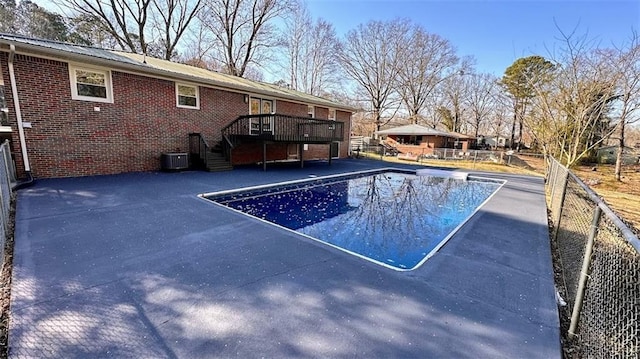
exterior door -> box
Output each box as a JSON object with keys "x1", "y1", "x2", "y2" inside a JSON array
[
  {"x1": 249, "y1": 98, "x2": 274, "y2": 135},
  {"x1": 330, "y1": 142, "x2": 340, "y2": 159}
]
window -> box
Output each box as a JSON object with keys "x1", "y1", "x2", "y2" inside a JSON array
[
  {"x1": 249, "y1": 97, "x2": 274, "y2": 115},
  {"x1": 69, "y1": 65, "x2": 113, "y2": 103},
  {"x1": 307, "y1": 105, "x2": 314, "y2": 118},
  {"x1": 249, "y1": 97, "x2": 274, "y2": 135},
  {"x1": 176, "y1": 83, "x2": 199, "y2": 109},
  {"x1": 0, "y1": 85, "x2": 8, "y2": 126},
  {"x1": 328, "y1": 108, "x2": 336, "y2": 120}
]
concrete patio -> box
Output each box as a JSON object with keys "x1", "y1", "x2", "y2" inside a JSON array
[{"x1": 9, "y1": 159, "x2": 560, "y2": 358}]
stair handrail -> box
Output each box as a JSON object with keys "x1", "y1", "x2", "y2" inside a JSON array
[
  {"x1": 222, "y1": 133, "x2": 233, "y2": 162},
  {"x1": 188, "y1": 132, "x2": 210, "y2": 169}
]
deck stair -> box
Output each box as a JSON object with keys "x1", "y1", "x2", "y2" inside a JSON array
[
  {"x1": 380, "y1": 139, "x2": 399, "y2": 156},
  {"x1": 205, "y1": 147, "x2": 233, "y2": 172},
  {"x1": 189, "y1": 133, "x2": 233, "y2": 172}
]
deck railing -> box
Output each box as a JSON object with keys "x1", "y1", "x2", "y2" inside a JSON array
[
  {"x1": 0, "y1": 140, "x2": 15, "y2": 271},
  {"x1": 221, "y1": 114, "x2": 344, "y2": 144}
]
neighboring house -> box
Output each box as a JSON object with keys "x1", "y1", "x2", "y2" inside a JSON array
[
  {"x1": 477, "y1": 135, "x2": 510, "y2": 149},
  {"x1": 596, "y1": 145, "x2": 640, "y2": 165},
  {"x1": 0, "y1": 33, "x2": 353, "y2": 179},
  {"x1": 375, "y1": 124, "x2": 475, "y2": 156}
]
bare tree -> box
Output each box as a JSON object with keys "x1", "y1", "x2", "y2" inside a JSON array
[
  {"x1": 152, "y1": 0, "x2": 203, "y2": 59},
  {"x1": 437, "y1": 71, "x2": 471, "y2": 133},
  {"x1": 53, "y1": 0, "x2": 201, "y2": 59},
  {"x1": 525, "y1": 29, "x2": 619, "y2": 166},
  {"x1": 465, "y1": 73, "x2": 498, "y2": 140},
  {"x1": 396, "y1": 25, "x2": 459, "y2": 124},
  {"x1": 486, "y1": 90, "x2": 513, "y2": 149},
  {"x1": 338, "y1": 18, "x2": 410, "y2": 133},
  {"x1": 282, "y1": 3, "x2": 341, "y2": 95},
  {"x1": 0, "y1": 0, "x2": 17, "y2": 33},
  {"x1": 282, "y1": 3, "x2": 308, "y2": 91},
  {"x1": 422, "y1": 94, "x2": 446, "y2": 129},
  {"x1": 68, "y1": 13, "x2": 122, "y2": 48},
  {"x1": 54, "y1": 0, "x2": 152, "y2": 53},
  {"x1": 199, "y1": 0, "x2": 294, "y2": 77},
  {"x1": 609, "y1": 33, "x2": 640, "y2": 180},
  {"x1": 177, "y1": 20, "x2": 220, "y2": 69}
]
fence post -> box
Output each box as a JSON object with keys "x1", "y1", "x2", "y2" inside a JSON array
[
  {"x1": 549, "y1": 159, "x2": 560, "y2": 211},
  {"x1": 553, "y1": 169, "x2": 570, "y2": 242},
  {"x1": 568, "y1": 206, "x2": 602, "y2": 339}
]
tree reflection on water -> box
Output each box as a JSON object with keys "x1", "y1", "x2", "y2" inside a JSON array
[{"x1": 220, "y1": 172, "x2": 500, "y2": 269}]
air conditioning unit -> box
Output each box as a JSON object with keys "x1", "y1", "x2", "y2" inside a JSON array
[{"x1": 161, "y1": 152, "x2": 189, "y2": 171}]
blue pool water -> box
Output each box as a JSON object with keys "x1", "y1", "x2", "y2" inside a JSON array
[{"x1": 205, "y1": 170, "x2": 502, "y2": 270}]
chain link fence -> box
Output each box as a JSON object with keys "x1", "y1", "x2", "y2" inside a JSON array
[
  {"x1": 0, "y1": 140, "x2": 16, "y2": 271},
  {"x1": 546, "y1": 157, "x2": 639, "y2": 358},
  {"x1": 351, "y1": 143, "x2": 523, "y2": 165}
]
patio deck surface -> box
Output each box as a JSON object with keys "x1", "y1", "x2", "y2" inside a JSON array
[{"x1": 9, "y1": 159, "x2": 561, "y2": 358}]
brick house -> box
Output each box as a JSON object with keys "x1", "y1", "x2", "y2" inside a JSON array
[
  {"x1": 0, "y1": 34, "x2": 353, "y2": 179},
  {"x1": 376, "y1": 124, "x2": 475, "y2": 157}
]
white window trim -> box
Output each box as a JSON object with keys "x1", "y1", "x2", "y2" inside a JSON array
[
  {"x1": 307, "y1": 105, "x2": 314, "y2": 118},
  {"x1": 328, "y1": 108, "x2": 336, "y2": 120},
  {"x1": 69, "y1": 65, "x2": 113, "y2": 103},
  {"x1": 176, "y1": 83, "x2": 200, "y2": 109}
]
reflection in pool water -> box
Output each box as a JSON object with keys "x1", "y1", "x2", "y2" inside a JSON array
[{"x1": 207, "y1": 171, "x2": 502, "y2": 270}]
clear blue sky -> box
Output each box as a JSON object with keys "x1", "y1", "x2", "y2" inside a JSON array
[{"x1": 306, "y1": 0, "x2": 640, "y2": 76}]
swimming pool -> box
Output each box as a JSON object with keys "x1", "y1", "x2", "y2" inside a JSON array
[{"x1": 202, "y1": 169, "x2": 504, "y2": 270}]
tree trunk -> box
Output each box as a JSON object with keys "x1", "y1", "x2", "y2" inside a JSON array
[
  {"x1": 510, "y1": 110, "x2": 517, "y2": 150},
  {"x1": 614, "y1": 120, "x2": 625, "y2": 181},
  {"x1": 517, "y1": 116, "x2": 523, "y2": 151}
]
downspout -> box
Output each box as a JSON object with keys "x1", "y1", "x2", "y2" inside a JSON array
[{"x1": 8, "y1": 44, "x2": 34, "y2": 187}]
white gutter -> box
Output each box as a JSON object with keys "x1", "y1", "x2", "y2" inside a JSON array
[{"x1": 8, "y1": 44, "x2": 31, "y2": 173}]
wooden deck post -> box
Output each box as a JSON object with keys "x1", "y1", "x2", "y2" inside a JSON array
[
  {"x1": 299, "y1": 143, "x2": 304, "y2": 168},
  {"x1": 263, "y1": 141, "x2": 267, "y2": 171}
]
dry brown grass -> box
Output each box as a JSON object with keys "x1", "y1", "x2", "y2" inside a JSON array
[
  {"x1": 571, "y1": 164, "x2": 640, "y2": 233},
  {"x1": 363, "y1": 152, "x2": 545, "y2": 176}
]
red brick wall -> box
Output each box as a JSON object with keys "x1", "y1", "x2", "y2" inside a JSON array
[
  {"x1": 314, "y1": 106, "x2": 329, "y2": 119},
  {"x1": 0, "y1": 54, "x2": 248, "y2": 178},
  {"x1": 276, "y1": 100, "x2": 307, "y2": 117},
  {"x1": 0, "y1": 53, "x2": 352, "y2": 178}
]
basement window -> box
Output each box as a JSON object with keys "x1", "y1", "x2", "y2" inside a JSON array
[
  {"x1": 176, "y1": 83, "x2": 199, "y2": 109},
  {"x1": 69, "y1": 65, "x2": 113, "y2": 103}
]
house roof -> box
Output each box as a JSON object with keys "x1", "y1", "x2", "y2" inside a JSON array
[
  {"x1": 449, "y1": 132, "x2": 475, "y2": 140},
  {"x1": 0, "y1": 33, "x2": 354, "y2": 112},
  {"x1": 375, "y1": 124, "x2": 463, "y2": 138}
]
